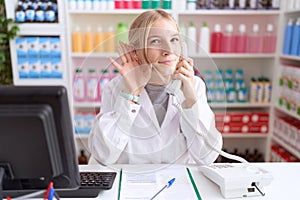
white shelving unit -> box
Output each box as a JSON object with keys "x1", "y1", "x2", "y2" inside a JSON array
[
  {"x1": 6, "y1": 1, "x2": 295, "y2": 161},
  {"x1": 5, "y1": 0, "x2": 70, "y2": 89},
  {"x1": 269, "y1": 1, "x2": 300, "y2": 161}
]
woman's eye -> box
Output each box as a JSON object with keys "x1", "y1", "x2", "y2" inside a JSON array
[
  {"x1": 150, "y1": 39, "x2": 161, "y2": 45},
  {"x1": 171, "y1": 37, "x2": 180, "y2": 43}
]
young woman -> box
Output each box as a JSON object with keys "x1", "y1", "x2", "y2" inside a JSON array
[{"x1": 89, "y1": 9, "x2": 222, "y2": 165}]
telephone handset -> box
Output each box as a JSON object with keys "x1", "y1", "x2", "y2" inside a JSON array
[{"x1": 167, "y1": 41, "x2": 188, "y2": 95}]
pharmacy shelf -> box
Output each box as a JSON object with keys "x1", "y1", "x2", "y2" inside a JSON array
[
  {"x1": 74, "y1": 102, "x2": 101, "y2": 108},
  {"x1": 16, "y1": 23, "x2": 65, "y2": 36},
  {"x1": 190, "y1": 53, "x2": 276, "y2": 59},
  {"x1": 75, "y1": 134, "x2": 89, "y2": 139},
  {"x1": 177, "y1": 10, "x2": 280, "y2": 16},
  {"x1": 280, "y1": 54, "x2": 300, "y2": 61},
  {"x1": 272, "y1": 135, "x2": 300, "y2": 159},
  {"x1": 210, "y1": 102, "x2": 271, "y2": 108},
  {"x1": 71, "y1": 53, "x2": 118, "y2": 58},
  {"x1": 274, "y1": 105, "x2": 300, "y2": 121},
  {"x1": 283, "y1": 9, "x2": 300, "y2": 14},
  {"x1": 68, "y1": 9, "x2": 168, "y2": 15},
  {"x1": 222, "y1": 133, "x2": 268, "y2": 138},
  {"x1": 12, "y1": 79, "x2": 67, "y2": 86}
]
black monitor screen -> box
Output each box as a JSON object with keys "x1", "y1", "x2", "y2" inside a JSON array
[{"x1": 0, "y1": 86, "x2": 80, "y2": 198}]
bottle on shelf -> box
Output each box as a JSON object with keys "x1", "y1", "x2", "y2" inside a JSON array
[
  {"x1": 187, "y1": 21, "x2": 197, "y2": 55},
  {"x1": 177, "y1": 0, "x2": 186, "y2": 10},
  {"x1": 25, "y1": 1, "x2": 35, "y2": 22},
  {"x1": 291, "y1": 18, "x2": 300, "y2": 56},
  {"x1": 72, "y1": 25, "x2": 83, "y2": 53},
  {"x1": 210, "y1": 24, "x2": 223, "y2": 53},
  {"x1": 105, "y1": 26, "x2": 115, "y2": 52},
  {"x1": 262, "y1": 24, "x2": 277, "y2": 54},
  {"x1": 84, "y1": 25, "x2": 94, "y2": 53},
  {"x1": 162, "y1": 0, "x2": 172, "y2": 9},
  {"x1": 73, "y1": 69, "x2": 86, "y2": 102},
  {"x1": 85, "y1": 0, "x2": 93, "y2": 10},
  {"x1": 68, "y1": 0, "x2": 77, "y2": 10},
  {"x1": 248, "y1": 24, "x2": 262, "y2": 53},
  {"x1": 235, "y1": 24, "x2": 247, "y2": 53},
  {"x1": 132, "y1": 0, "x2": 142, "y2": 9},
  {"x1": 222, "y1": 24, "x2": 234, "y2": 53},
  {"x1": 283, "y1": 18, "x2": 294, "y2": 55},
  {"x1": 111, "y1": 69, "x2": 119, "y2": 79},
  {"x1": 78, "y1": 150, "x2": 88, "y2": 165},
  {"x1": 227, "y1": 0, "x2": 235, "y2": 9},
  {"x1": 124, "y1": 0, "x2": 133, "y2": 9},
  {"x1": 238, "y1": 0, "x2": 247, "y2": 9},
  {"x1": 99, "y1": 69, "x2": 111, "y2": 100},
  {"x1": 199, "y1": 22, "x2": 210, "y2": 54},
  {"x1": 92, "y1": 0, "x2": 101, "y2": 10},
  {"x1": 248, "y1": 0, "x2": 257, "y2": 9},
  {"x1": 142, "y1": 0, "x2": 151, "y2": 9},
  {"x1": 187, "y1": 0, "x2": 197, "y2": 10},
  {"x1": 95, "y1": 25, "x2": 105, "y2": 53},
  {"x1": 150, "y1": 0, "x2": 159, "y2": 8},
  {"x1": 35, "y1": 2, "x2": 45, "y2": 23},
  {"x1": 115, "y1": 0, "x2": 123, "y2": 9},
  {"x1": 45, "y1": 1, "x2": 56, "y2": 23},
  {"x1": 15, "y1": 1, "x2": 26, "y2": 23},
  {"x1": 107, "y1": 0, "x2": 115, "y2": 9},
  {"x1": 116, "y1": 22, "x2": 129, "y2": 45},
  {"x1": 86, "y1": 69, "x2": 100, "y2": 102}
]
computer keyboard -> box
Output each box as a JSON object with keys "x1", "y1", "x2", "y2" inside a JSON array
[{"x1": 57, "y1": 171, "x2": 117, "y2": 198}]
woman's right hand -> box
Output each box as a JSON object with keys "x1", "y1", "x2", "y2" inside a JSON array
[{"x1": 109, "y1": 42, "x2": 151, "y2": 96}]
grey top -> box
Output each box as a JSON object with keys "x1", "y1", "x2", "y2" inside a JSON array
[{"x1": 145, "y1": 84, "x2": 169, "y2": 126}]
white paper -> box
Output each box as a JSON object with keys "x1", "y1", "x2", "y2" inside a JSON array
[{"x1": 119, "y1": 165, "x2": 198, "y2": 200}]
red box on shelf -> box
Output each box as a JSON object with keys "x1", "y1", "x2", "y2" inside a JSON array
[
  {"x1": 250, "y1": 112, "x2": 269, "y2": 122},
  {"x1": 215, "y1": 112, "x2": 251, "y2": 124},
  {"x1": 248, "y1": 122, "x2": 268, "y2": 133},
  {"x1": 222, "y1": 122, "x2": 249, "y2": 133}
]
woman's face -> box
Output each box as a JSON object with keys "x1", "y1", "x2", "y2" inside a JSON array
[{"x1": 144, "y1": 19, "x2": 181, "y2": 67}]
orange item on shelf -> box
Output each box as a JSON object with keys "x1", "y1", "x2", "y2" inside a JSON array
[
  {"x1": 84, "y1": 25, "x2": 94, "y2": 53},
  {"x1": 72, "y1": 26, "x2": 83, "y2": 53},
  {"x1": 95, "y1": 26, "x2": 105, "y2": 53},
  {"x1": 105, "y1": 26, "x2": 115, "y2": 53}
]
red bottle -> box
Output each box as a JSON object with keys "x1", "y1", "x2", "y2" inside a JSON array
[
  {"x1": 211, "y1": 24, "x2": 223, "y2": 53},
  {"x1": 222, "y1": 24, "x2": 235, "y2": 53},
  {"x1": 235, "y1": 24, "x2": 247, "y2": 53}
]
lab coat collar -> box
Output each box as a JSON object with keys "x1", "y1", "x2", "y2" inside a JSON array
[{"x1": 139, "y1": 86, "x2": 185, "y2": 131}]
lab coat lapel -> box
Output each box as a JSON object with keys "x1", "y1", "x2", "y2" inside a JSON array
[
  {"x1": 161, "y1": 89, "x2": 184, "y2": 129},
  {"x1": 139, "y1": 89, "x2": 160, "y2": 131}
]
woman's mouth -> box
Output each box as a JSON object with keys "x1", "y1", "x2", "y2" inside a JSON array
[{"x1": 158, "y1": 59, "x2": 176, "y2": 65}]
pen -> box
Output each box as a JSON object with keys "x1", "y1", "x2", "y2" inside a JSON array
[{"x1": 150, "y1": 178, "x2": 175, "y2": 200}]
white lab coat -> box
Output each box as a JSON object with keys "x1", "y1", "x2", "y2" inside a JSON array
[{"x1": 88, "y1": 75, "x2": 222, "y2": 165}]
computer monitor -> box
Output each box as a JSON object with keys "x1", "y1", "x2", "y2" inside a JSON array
[{"x1": 0, "y1": 85, "x2": 80, "y2": 198}]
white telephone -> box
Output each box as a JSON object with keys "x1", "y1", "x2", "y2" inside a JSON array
[{"x1": 199, "y1": 163, "x2": 273, "y2": 199}]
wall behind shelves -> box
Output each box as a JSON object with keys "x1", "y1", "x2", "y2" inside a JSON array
[{"x1": 6, "y1": 0, "x2": 290, "y2": 161}]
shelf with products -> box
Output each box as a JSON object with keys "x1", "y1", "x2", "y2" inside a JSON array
[
  {"x1": 222, "y1": 133, "x2": 268, "y2": 139},
  {"x1": 267, "y1": 3, "x2": 300, "y2": 162},
  {"x1": 272, "y1": 136, "x2": 300, "y2": 160},
  {"x1": 68, "y1": 9, "x2": 168, "y2": 15},
  {"x1": 6, "y1": 0, "x2": 70, "y2": 87},
  {"x1": 176, "y1": 10, "x2": 280, "y2": 16},
  {"x1": 280, "y1": 54, "x2": 300, "y2": 61}
]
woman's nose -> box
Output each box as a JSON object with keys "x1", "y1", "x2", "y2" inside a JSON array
[{"x1": 161, "y1": 42, "x2": 173, "y2": 55}]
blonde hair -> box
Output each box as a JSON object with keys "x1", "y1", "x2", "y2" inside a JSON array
[{"x1": 128, "y1": 9, "x2": 180, "y2": 64}]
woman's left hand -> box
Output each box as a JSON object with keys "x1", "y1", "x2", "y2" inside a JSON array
[{"x1": 173, "y1": 57, "x2": 197, "y2": 108}]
